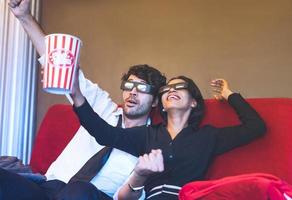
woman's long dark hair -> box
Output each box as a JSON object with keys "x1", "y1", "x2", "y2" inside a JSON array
[{"x1": 158, "y1": 76, "x2": 205, "y2": 129}]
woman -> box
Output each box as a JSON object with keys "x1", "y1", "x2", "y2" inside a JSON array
[{"x1": 72, "y1": 76, "x2": 266, "y2": 200}]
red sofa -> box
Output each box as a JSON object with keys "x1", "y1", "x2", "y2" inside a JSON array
[{"x1": 30, "y1": 98, "x2": 292, "y2": 196}]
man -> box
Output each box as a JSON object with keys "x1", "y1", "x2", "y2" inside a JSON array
[{"x1": 1, "y1": 0, "x2": 166, "y2": 199}]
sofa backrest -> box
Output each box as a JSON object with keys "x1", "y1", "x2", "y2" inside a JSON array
[
  {"x1": 202, "y1": 98, "x2": 292, "y2": 184},
  {"x1": 30, "y1": 98, "x2": 292, "y2": 184},
  {"x1": 30, "y1": 104, "x2": 80, "y2": 174}
]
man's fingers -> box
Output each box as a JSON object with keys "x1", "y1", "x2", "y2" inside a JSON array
[
  {"x1": 8, "y1": 2, "x2": 16, "y2": 8},
  {"x1": 151, "y1": 149, "x2": 161, "y2": 155},
  {"x1": 15, "y1": 0, "x2": 23, "y2": 4},
  {"x1": 8, "y1": 0, "x2": 21, "y2": 7},
  {"x1": 149, "y1": 149, "x2": 164, "y2": 172},
  {"x1": 136, "y1": 149, "x2": 164, "y2": 176},
  {"x1": 156, "y1": 151, "x2": 164, "y2": 172},
  {"x1": 148, "y1": 153, "x2": 158, "y2": 171},
  {"x1": 142, "y1": 154, "x2": 150, "y2": 163}
]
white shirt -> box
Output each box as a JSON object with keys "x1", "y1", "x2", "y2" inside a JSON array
[{"x1": 39, "y1": 56, "x2": 145, "y2": 199}]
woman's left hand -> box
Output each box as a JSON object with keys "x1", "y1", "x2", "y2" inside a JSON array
[{"x1": 210, "y1": 79, "x2": 233, "y2": 100}]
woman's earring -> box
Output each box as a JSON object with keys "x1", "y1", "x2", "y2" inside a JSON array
[
  {"x1": 191, "y1": 101, "x2": 197, "y2": 108},
  {"x1": 162, "y1": 108, "x2": 165, "y2": 112}
]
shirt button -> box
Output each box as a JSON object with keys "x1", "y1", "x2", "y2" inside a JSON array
[
  {"x1": 169, "y1": 155, "x2": 173, "y2": 159},
  {"x1": 169, "y1": 142, "x2": 172, "y2": 146}
]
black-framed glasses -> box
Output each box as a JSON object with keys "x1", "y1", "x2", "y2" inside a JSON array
[
  {"x1": 159, "y1": 82, "x2": 189, "y2": 94},
  {"x1": 120, "y1": 80, "x2": 155, "y2": 94}
]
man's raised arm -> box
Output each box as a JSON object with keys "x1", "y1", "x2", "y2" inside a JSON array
[{"x1": 9, "y1": 0, "x2": 45, "y2": 55}]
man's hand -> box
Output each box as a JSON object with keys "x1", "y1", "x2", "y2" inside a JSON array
[
  {"x1": 134, "y1": 149, "x2": 164, "y2": 178},
  {"x1": 8, "y1": 0, "x2": 31, "y2": 19},
  {"x1": 70, "y1": 67, "x2": 85, "y2": 107},
  {"x1": 210, "y1": 79, "x2": 233, "y2": 101},
  {"x1": 117, "y1": 150, "x2": 164, "y2": 200}
]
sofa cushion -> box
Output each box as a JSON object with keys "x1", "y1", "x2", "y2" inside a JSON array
[{"x1": 30, "y1": 104, "x2": 80, "y2": 174}]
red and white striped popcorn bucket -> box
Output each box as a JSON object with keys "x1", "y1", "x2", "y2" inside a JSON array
[{"x1": 43, "y1": 33, "x2": 82, "y2": 94}]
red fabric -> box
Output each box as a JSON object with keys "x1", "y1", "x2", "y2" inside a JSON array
[
  {"x1": 30, "y1": 104, "x2": 80, "y2": 174},
  {"x1": 203, "y1": 98, "x2": 292, "y2": 184},
  {"x1": 179, "y1": 173, "x2": 292, "y2": 200},
  {"x1": 30, "y1": 98, "x2": 292, "y2": 186}
]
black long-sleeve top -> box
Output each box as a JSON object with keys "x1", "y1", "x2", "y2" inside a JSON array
[{"x1": 73, "y1": 93, "x2": 266, "y2": 196}]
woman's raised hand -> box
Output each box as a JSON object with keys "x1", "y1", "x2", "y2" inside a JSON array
[{"x1": 210, "y1": 79, "x2": 233, "y2": 101}]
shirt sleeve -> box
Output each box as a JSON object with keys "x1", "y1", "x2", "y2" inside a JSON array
[
  {"x1": 214, "y1": 93, "x2": 267, "y2": 155},
  {"x1": 74, "y1": 99, "x2": 147, "y2": 157}
]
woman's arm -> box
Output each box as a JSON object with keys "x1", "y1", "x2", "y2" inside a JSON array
[
  {"x1": 71, "y1": 75, "x2": 146, "y2": 156},
  {"x1": 73, "y1": 98, "x2": 146, "y2": 156},
  {"x1": 210, "y1": 79, "x2": 267, "y2": 155}
]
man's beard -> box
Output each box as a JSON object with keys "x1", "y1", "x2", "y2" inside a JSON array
[{"x1": 123, "y1": 101, "x2": 152, "y2": 119}]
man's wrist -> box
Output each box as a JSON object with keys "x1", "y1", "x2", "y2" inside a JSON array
[
  {"x1": 133, "y1": 170, "x2": 148, "y2": 180},
  {"x1": 128, "y1": 183, "x2": 144, "y2": 192},
  {"x1": 71, "y1": 94, "x2": 85, "y2": 107},
  {"x1": 18, "y1": 13, "x2": 33, "y2": 24},
  {"x1": 127, "y1": 170, "x2": 147, "y2": 193}
]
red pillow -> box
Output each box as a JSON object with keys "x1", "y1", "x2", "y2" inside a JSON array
[
  {"x1": 179, "y1": 173, "x2": 292, "y2": 200},
  {"x1": 198, "y1": 179, "x2": 268, "y2": 200}
]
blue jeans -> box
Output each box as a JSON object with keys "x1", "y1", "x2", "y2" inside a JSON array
[{"x1": 0, "y1": 168, "x2": 112, "y2": 200}]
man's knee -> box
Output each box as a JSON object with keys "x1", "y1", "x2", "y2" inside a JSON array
[
  {"x1": 0, "y1": 168, "x2": 9, "y2": 181},
  {"x1": 0, "y1": 168, "x2": 19, "y2": 186},
  {"x1": 55, "y1": 181, "x2": 100, "y2": 200},
  {"x1": 0, "y1": 168, "x2": 47, "y2": 200}
]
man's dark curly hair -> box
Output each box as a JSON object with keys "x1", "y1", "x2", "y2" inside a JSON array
[
  {"x1": 121, "y1": 64, "x2": 166, "y2": 99},
  {"x1": 158, "y1": 75, "x2": 205, "y2": 129}
]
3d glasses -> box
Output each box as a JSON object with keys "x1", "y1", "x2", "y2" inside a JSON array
[
  {"x1": 120, "y1": 80, "x2": 155, "y2": 94},
  {"x1": 159, "y1": 82, "x2": 189, "y2": 94}
]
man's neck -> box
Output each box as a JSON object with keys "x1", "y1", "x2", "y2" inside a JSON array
[{"x1": 123, "y1": 115, "x2": 149, "y2": 128}]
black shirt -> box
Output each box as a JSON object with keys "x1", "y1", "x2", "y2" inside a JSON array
[{"x1": 74, "y1": 93, "x2": 266, "y2": 198}]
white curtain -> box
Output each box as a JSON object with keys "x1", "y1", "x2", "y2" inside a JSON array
[{"x1": 0, "y1": 0, "x2": 40, "y2": 164}]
